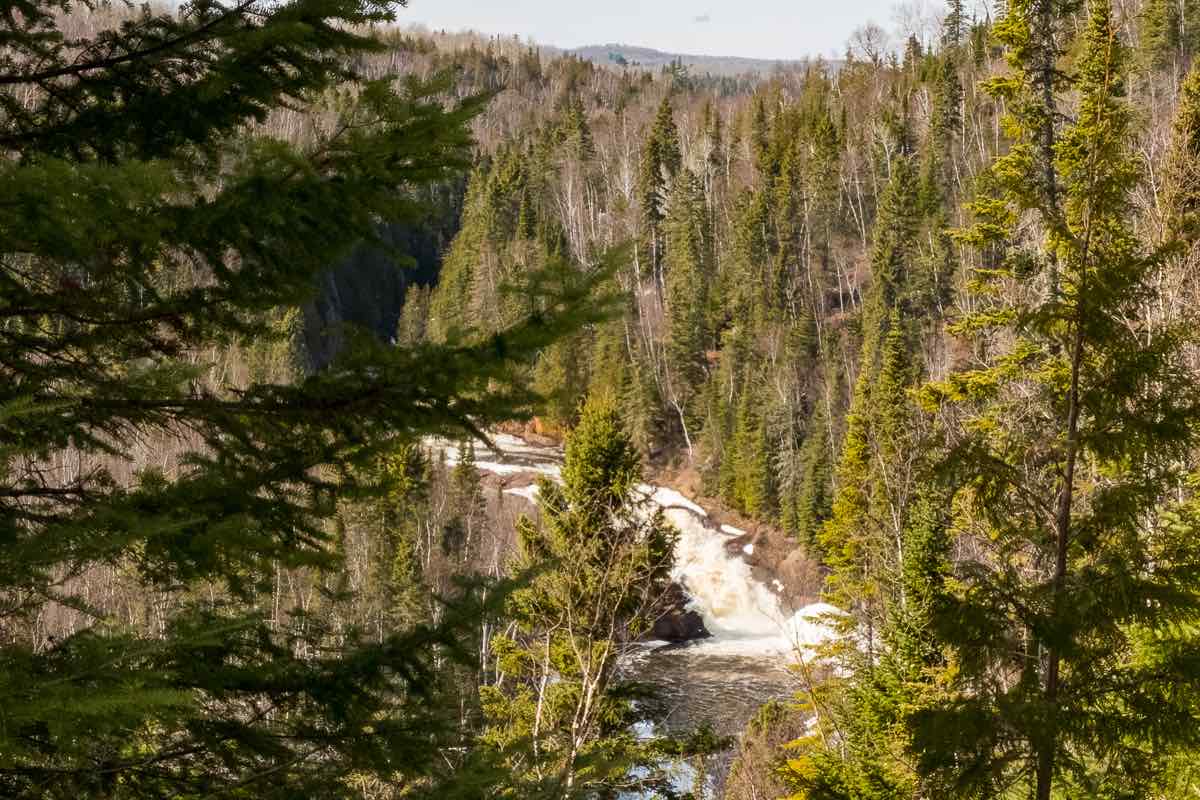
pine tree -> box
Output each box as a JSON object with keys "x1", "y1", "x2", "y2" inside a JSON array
[
  {"x1": 638, "y1": 96, "x2": 682, "y2": 269},
  {"x1": 914, "y1": 2, "x2": 1200, "y2": 796},
  {"x1": 0, "y1": 4, "x2": 605, "y2": 796},
  {"x1": 480, "y1": 394, "x2": 680, "y2": 796},
  {"x1": 664, "y1": 169, "x2": 713, "y2": 419}
]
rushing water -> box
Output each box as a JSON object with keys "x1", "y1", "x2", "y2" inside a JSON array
[{"x1": 439, "y1": 434, "x2": 837, "y2": 797}]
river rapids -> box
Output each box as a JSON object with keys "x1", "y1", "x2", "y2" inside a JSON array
[{"x1": 438, "y1": 433, "x2": 838, "y2": 797}]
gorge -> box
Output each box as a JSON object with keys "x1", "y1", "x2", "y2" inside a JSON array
[{"x1": 438, "y1": 433, "x2": 839, "y2": 792}]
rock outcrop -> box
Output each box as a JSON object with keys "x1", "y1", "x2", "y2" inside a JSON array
[{"x1": 649, "y1": 582, "x2": 711, "y2": 642}]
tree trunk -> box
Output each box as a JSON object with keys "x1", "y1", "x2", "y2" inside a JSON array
[{"x1": 1036, "y1": 323, "x2": 1084, "y2": 800}]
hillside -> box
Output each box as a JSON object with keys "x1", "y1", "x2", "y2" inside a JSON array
[
  {"x1": 6, "y1": 2, "x2": 1200, "y2": 800},
  {"x1": 568, "y1": 42, "x2": 828, "y2": 75}
]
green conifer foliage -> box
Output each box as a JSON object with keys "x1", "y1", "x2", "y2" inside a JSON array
[
  {"x1": 638, "y1": 96, "x2": 681, "y2": 268},
  {"x1": 820, "y1": 155, "x2": 924, "y2": 612},
  {"x1": 869, "y1": 155, "x2": 922, "y2": 313},
  {"x1": 1163, "y1": 63, "x2": 1200, "y2": 239},
  {"x1": 789, "y1": 401, "x2": 834, "y2": 548},
  {"x1": 915, "y1": 1, "x2": 1200, "y2": 796},
  {"x1": 480, "y1": 394, "x2": 680, "y2": 796},
  {"x1": 820, "y1": 311, "x2": 917, "y2": 621},
  {"x1": 376, "y1": 443, "x2": 435, "y2": 627},
  {"x1": 731, "y1": 385, "x2": 776, "y2": 518},
  {"x1": 559, "y1": 93, "x2": 595, "y2": 160},
  {"x1": 921, "y1": 58, "x2": 962, "y2": 211},
  {"x1": 664, "y1": 169, "x2": 713, "y2": 408},
  {"x1": 1137, "y1": 0, "x2": 1200, "y2": 69},
  {"x1": 751, "y1": 93, "x2": 773, "y2": 178},
  {"x1": 944, "y1": 0, "x2": 966, "y2": 49},
  {"x1": 0, "y1": 4, "x2": 604, "y2": 796}
]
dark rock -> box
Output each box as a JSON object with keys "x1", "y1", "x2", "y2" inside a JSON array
[
  {"x1": 647, "y1": 582, "x2": 711, "y2": 642},
  {"x1": 651, "y1": 608, "x2": 711, "y2": 642}
]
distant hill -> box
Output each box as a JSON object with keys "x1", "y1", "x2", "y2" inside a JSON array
[{"x1": 568, "y1": 43, "x2": 830, "y2": 76}]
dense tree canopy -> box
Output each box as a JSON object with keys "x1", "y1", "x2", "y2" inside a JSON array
[
  {"x1": 0, "y1": 1, "x2": 602, "y2": 797},
  {"x1": 6, "y1": 0, "x2": 1200, "y2": 798}
]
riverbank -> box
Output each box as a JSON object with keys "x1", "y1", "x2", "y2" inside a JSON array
[{"x1": 435, "y1": 428, "x2": 837, "y2": 797}]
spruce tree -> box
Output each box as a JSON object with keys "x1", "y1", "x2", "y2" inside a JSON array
[
  {"x1": 664, "y1": 168, "x2": 712, "y2": 423},
  {"x1": 638, "y1": 96, "x2": 681, "y2": 271},
  {"x1": 726, "y1": 381, "x2": 772, "y2": 517},
  {"x1": 1140, "y1": 0, "x2": 1182, "y2": 69},
  {"x1": 750, "y1": 93, "x2": 773, "y2": 178},
  {"x1": 820, "y1": 156, "x2": 923, "y2": 614},
  {"x1": 915, "y1": 1, "x2": 1200, "y2": 796},
  {"x1": 480, "y1": 394, "x2": 681, "y2": 796},
  {"x1": 1163, "y1": 63, "x2": 1200, "y2": 239},
  {"x1": 790, "y1": 401, "x2": 834, "y2": 548},
  {"x1": 0, "y1": 3, "x2": 602, "y2": 796},
  {"x1": 943, "y1": 0, "x2": 966, "y2": 50}
]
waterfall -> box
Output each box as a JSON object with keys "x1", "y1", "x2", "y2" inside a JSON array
[
  {"x1": 437, "y1": 433, "x2": 841, "y2": 798},
  {"x1": 439, "y1": 434, "x2": 837, "y2": 656}
]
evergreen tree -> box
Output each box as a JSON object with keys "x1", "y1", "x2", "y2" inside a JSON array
[
  {"x1": 731, "y1": 383, "x2": 775, "y2": 518},
  {"x1": 1137, "y1": 0, "x2": 1200, "y2": 69},
  {"x1": 1163, "y1": 63, "x2": 1200, "y2": 238},
  {"x1": 869, "y1": 154, "x2": 922, "y2": 313},
  {"x1": 701, "y1": 98, "x2": 726, "y2": 188},
  {"x1": 0, "y1": 3, "x2": 604, "y2": 796},
  {"x1": 789, "y1": 401, "x2": 834, "y2": 548},
  {"x1": 559, "y1": 93, "x2": 594, "y2": 161},
  {"x1": 922, "y1": 58, "x2": 962, "y2": 211},
  {"x1": 376, "y1": 443, "x2": 436, "y2": 628},
  {"x1": 820, "y1": 154, "x2": 923, "y2": 610},
  {"x1": 915, "y1": 2, "x2": 1200, "y2": 796},
  {"x1": 820, "y1": 311, "x2": 916, "y2": 625},
  {"x1": 750, "y1": 93, "x2": 773, "y2": 178},
  {"x1": 903, "y1": 34, "x2": 924, "y2": 72},
  {"x1": 664, "y1": 168, "x2": 713, "y2": 426},
  {"x1": 429, "y1": 163, "x2": 493, "y2": 338},
  {"x1": 943, "y1": 0, "x2": 966, "y2": 50},
  {"x1": 441, "y1": 441, "x2": 487, "y2": 561},
  {"x1": 480, "y1": 394, "x2": 681, "y2": 796},
  {"x1": 638, "y1": 96, "x2": 681, "y2": 269}
]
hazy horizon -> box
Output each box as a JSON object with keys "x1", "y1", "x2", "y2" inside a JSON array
[{"x1": 400, "y1": 0, "x2": 989, "y2": 61}]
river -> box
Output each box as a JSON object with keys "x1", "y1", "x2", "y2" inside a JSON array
[{"x1": 439, "y1": 433, "x2": 837, "y2": 797}]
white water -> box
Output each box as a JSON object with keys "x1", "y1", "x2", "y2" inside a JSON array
[
  {"x1": 436, "y1": 435, "x2": 838, "y2": 658},
  {"x1": 436, "y1": 434, "x2": 842, "y2": 797}
]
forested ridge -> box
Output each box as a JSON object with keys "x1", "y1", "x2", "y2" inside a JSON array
[{"x1": 3, "y1": 0, "x2": 1200, "y2": 798}]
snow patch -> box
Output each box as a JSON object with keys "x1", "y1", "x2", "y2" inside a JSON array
[
  {"x1": 638, "y1": 484, "x2": 708, "y2": 517},
  {"x1": 503, "y1": 484, "x2": 541, "y2": 502}
]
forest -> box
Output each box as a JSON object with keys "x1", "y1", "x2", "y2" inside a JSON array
[{"x1": 3, "y1": 0, "x2": 1200, "y2": 798}]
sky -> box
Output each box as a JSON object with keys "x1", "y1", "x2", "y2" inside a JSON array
[{"x1": 400, "y1": 0, "x2": 921, "y2": 62}]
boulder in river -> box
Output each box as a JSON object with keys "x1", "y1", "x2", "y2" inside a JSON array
[{"x1": 648, "y1": 582, "x2": 711, "y2": 642}]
